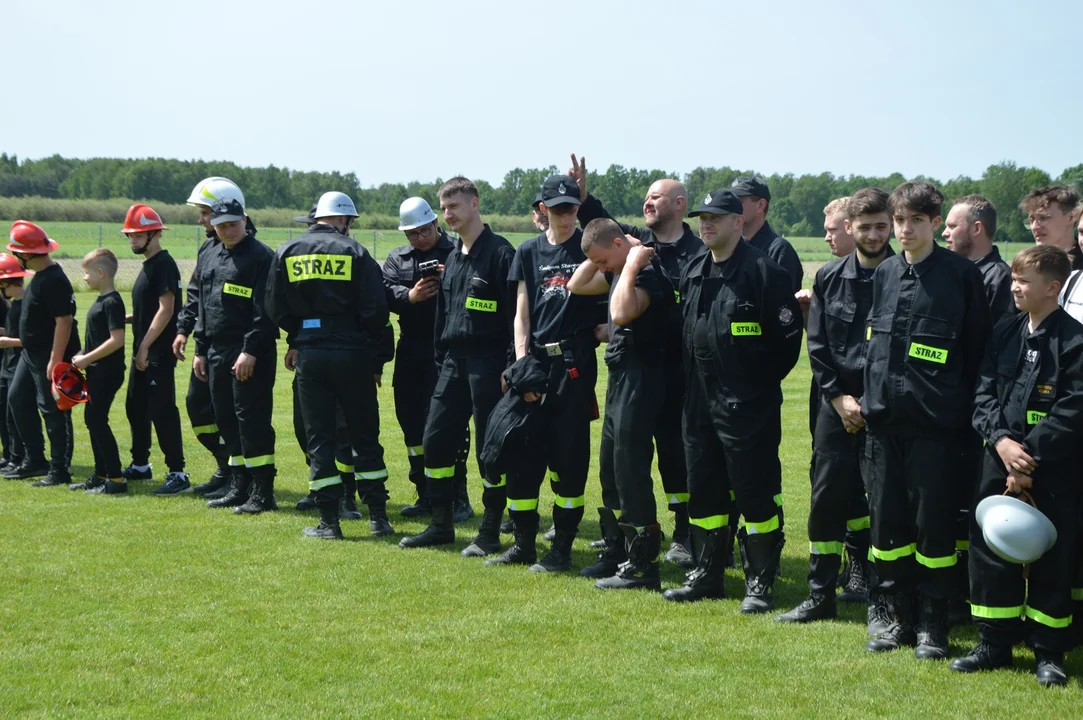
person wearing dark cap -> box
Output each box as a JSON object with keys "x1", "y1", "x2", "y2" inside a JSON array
[
  {"x1": 383, "y1": 197, "x2": 474, "y2": 523},
  {"x1": 531, "y1": 193, "x2": 550, "y2": 233},
  {"x1": 193, "y1": 198, "x2": 280, "y2": 515},
  {"x1": 730, "y1": 176, "x2": 804, "y2": 293},
  {"x1": 568, "y1": 154, "x2": 701, "y2": 568},
  {"x1": 486, "y1": 175, "x2": 605, "y2": 572},
  {"x1": 662, "y1": 190, "x2": 802, "y2": 611}
]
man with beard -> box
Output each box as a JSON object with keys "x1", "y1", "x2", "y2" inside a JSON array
[
  {"x1": 776, "y1": 188, "x2": 891, "y2": 623},
  {"x1": 531, "y1": 193, "x2": 550, "y2": 233},
  {"x1": 1022, "y1": 185, "x2": 1083, "y2": 270},
  {"x1": 569, "y1": 154, "x2": 701, "y2": 568},
  {"x1": 944, "y1": 195, "x2": 1014, "y2": 321}
]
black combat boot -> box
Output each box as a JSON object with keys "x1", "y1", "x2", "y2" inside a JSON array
[
  {"x1": 206, "y1": 468, "x2": 252, "y2": 508},
  {"x1": 663, "y1": 525, "x2": 728, "y2": 603},
  {"x1": 452, "y1": 469, "x2": 474, "y2": 523},
  {"x1": 838, "y1": 545, "x2": 871, "y2": 604},
  {"x1": 235, "y1": 469, "x2": 278, "y2": 515},
  {"x1": 399, "y1": 503, "x2": 455, "y2": 548},
  {"x1": 400, "y1": 461, "x2": 431, "y2": 517},
  {"x1": 193, "y1": 461, "x2": 230, "y2": 496},
  {"x1": 950, "y1": 641, "x2": 1013, "y2": 673},
  {"x1": 1035, "y1": 651, "x2": 1068, "y2": 687},
  {"x1": 461, "y1": 487, "x2": 503, "y2": 557},
  {"x1": 303, "y1": 500, "x2": 344, "y2": 540},
  {"x1": 486, "y1": 512, "x2": 538, "y2": 566},
  {"x1": 777, "y1": 551, "x2": 840, "y2": 622},
  {"x1": 595, "y1": 523, "x2": 663, "y2": 591},
  {"x1": 531, "y1": 529, "x2": 576, "y2": 572},
  {"x1": 914, "y1": 595, "x2": 950, "y2": 660},
  {"x1": 738, "y1": 528, "x2": 782, "y2": 614},
  {"x1": 368, "y1": 504, "x2": 394, "y2": 537},
  {"x1": 664, "y1": 504, "x2": 694, "y2": 569},
  {"x1": 580, "y1": 508, "x2": 626, "y2": 578},
  {"x1": 866, "y1": 591, "x2": 918, "y2": 652},
  {"x1": 340, "y1": 475, "x2": 363, "y2": 520}
]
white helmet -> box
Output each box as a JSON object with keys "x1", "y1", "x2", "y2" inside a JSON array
[
  {"x1": 975, "y1": 493, "x2": 1058, "y2": 564},
  {"x1": 189, "y1": 177, "x2": 245, "y2": 210},
  {"x1": 314, "y1": 191, "x2": 359, "y2": 219},
  {"x1": 398, "y1": 197, "x2": 437, "y2": 231}
]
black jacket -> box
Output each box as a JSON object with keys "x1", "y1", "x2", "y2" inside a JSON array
[
  {"x1": 975, "y1": 245, "x2": 1017, "y2": 323},
  {"x1": 679, "y1": 239, "x2": 803, "y2": 402},
  {"x1": 179, "y1": 217, "x2": 258, "y2": 337},
  {"x1": 194, "y1": 232, "x2": 279, "y2": 357},
  {"x1": 266, "y1": 224, "x2": 389, "y2": 365},
  {"x1": 746, "y1": 221, "x2": 803, "y2": 293},
  {"x1": 479, "y1": 355, "x2": 549, "y2": 478},
  {"x1": 862, "y1": 244, "x2": 992, "y2": 436},
  {"x1": 973, "y1": 308, "x2": 1083, "y2": 468},
  {"x1": 807, "y1": 247, "x2": 894, "y2": 401},
  {"x1": 434, "y1": 225, "x2": 516, "y2": 363},
  {"x1": 383, "y1": 230, "x2": 455, "y2": 362}
]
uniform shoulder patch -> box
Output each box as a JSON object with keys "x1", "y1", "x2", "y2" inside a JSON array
[{"x1": 778, "y1": 306, "x2": 794, "y2": 325}]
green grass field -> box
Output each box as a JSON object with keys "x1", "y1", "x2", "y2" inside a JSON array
[{"x1": 1, "y1": 290, "x2": 1078, "y2": 720}]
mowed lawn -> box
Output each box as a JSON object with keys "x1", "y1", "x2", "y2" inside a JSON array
[{"x1": 1, "y1": 290, "x2": 1080, "y2": 720}]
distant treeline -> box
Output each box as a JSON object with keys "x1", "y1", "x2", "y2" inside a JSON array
[{"x1": 1, "y1": 154, "x2": 1080, "y2": 243}]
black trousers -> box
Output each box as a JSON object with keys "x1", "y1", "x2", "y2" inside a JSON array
[
  {"x1": 807, "y1": 397, "x2": 871, "y2": 590},
  {"x1": 20, "y1": 349, "x2": 71, "y2": 471},
  {"x1": 85, "y1": 364, "x2": 124, "y2": 478},
  {"x1": 393, "y1": 353, "x2": 470, "y2": 487},
  {"x1": 296, "y1": 347, "x2": 384, "y2": 503},
  {"x1": 655, "y1": 355, "x2": 689, "y2": 512},
  {"x1": 506, "y1": 345, "x2": 597, "y2": 532},
  {"x1": 206, "y1": 342, "x2": 276, "y2": 475},
  {"x1": 599, "y1": 353, "x2": 664, "y2": 527},
  {"x1": 866, "y1": 432, "x2": 960, "y2": 601},
  {"x1": 126, "y1": 360, "x2": 185, "y2": 473},
  {"x1": 684, "y1": 356, "x2": 783, "y2": 537},
  {"x1": 970, "y1": 449, "x2": 1077, "y2": 653},
  {"x1": 422, "y1": 353, "x2": 504, "y2": 510},
  {"x1": 0, "y1": 369, "x2": 16, "y2": 461},
  {"x1": 7, "y1": 355, "x2": 38, "y2": 462},
  {"x1": 186, "y1": 367, "x2": 226, "y2": 469},
  {"x1": 291, "y1": 374, "x2": 352, "y2": 472}
]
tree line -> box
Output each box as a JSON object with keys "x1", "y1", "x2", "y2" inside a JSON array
[{"x1": 1, "y1": 154, "x2": 1080, "y2": 243}]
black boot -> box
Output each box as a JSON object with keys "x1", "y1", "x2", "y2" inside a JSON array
[
  {"x1": 486, "y1": 513, "x2": 538, "y2": 566},
  {"x1": 663, "y1": 525, "x2": 728, "y2": 603},
  {"x1": 777, "y1": 551, "x2": 841, "y2": 621},
  {"x1": 595, "y1": 523, "x2": 662, "y2": 591},
  {"x1": 866, "y1": 591, "x2": 918, "y2": 652},
  {"x1": 400, "y1": 465, "x2": 432, "y2": 517},
  {"x1": 580, "y1": 508, "x2": 626, "y2": 578},
  {"x1": 399, "y1": 504, "x2": 454, "y2": 548},
  {"x1": 193, "y1": 466, "x2": 230, "y2": 496},
  {"x1": 296, "y1": 493, "x2": 318, "y2": 511},
  {"x1": 950, "y1": 641, "x2": 1013, "y2": 673},
  {"x1": 368, "y1": 504, "x2": 394, "y2": 537},
  {"x1": 500, "y1": 519, "x2": 515, "y2": 534},
  {"x1": 542, "y1": 524, "x2": 556, "y2": 542},
  {"x1": 664, "y1": 504, "x2": 694, "y2": 569},
  {"x1": 452, "y1": 470, "x2": 474, "y2": 523},
  {"x1": 738, "y1": 528, "x2": 781, "y2": 614},
  {"x1": 837, "y1": 546, "x2": 871, "y2": 604},
  {"x1": 234, "y1": 469, "x2": 278, "y2": 515},
  {"x1": 531, "y1": 529, "x2": 576, "y2": 572},
  {"x1": 1035, "y1": 651, "x2": 1068, "y2": 687},
  {"x1": 340, "y1": 475, "x2": 362, "y2": 520},
  {"x1": 914, "y1": 595, "x2": 950, "y2": 660},
  {"x1": 461, "y1": 488, "x2": 503, "y2": 557},
  {"x1": 206, "y1": 468, "x2": 251, "y2": 508},
  {"x1": 302, "y1": 500, "x2": 343, "y2": 540}
]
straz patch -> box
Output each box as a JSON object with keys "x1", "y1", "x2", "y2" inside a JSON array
[
  {"x1": 1027, "y1": 410, "x2": 1047, "y2": 425},
  {"x1": 908, "y1": 342, "x2": 947, "y2": 364},
  {"x1": 223, "y1": 283, "x2": 252, "y2": 299},
  {"x1": 465, "y1": 297, "x2": 497, "y2": 312},
  {"x1": 288, "y1": 254, "x2": 352, "y2": 282},
  {"x1": 731, "y1": 322, "x2": 762, "y2": 336},
  {"x1": 1037, "y1": 384, "x2": 1055, "y2": 397}
]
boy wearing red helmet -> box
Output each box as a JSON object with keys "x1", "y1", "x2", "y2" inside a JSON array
[
  {"x1": 0, "y1": 254, "x2": 30, "y2": 474},
  {"x1": 119, "y1": 204, "x2": 188, "y2": 495},
  {"x1": 4, "y1": 220, "x2": 80, "y2": 485}
]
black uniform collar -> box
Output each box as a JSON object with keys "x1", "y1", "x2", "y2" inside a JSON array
[
  {"x1": 1027, "y1": 307, "x2": 1066, "y2": 340},
  {"x1": 308, "y1": 223, "x2": 346, "y2": 236},
  {"x1": 749, "y1": 221, "x2": 778, "y2": 245},
  {"x1": 839, "y1": 244, "x2": 895, "y2": 279},
  {"x1": 224, "y1": 232, "x2": 256, "y2": 254},
  {"x1": 687, "y1": 237, "x2": 747, "y2": 280},
  {"x1": 458, "y1": 224, "x2": 495, "y2": 252},
  {"x1": 894, "y1": 242, "x2": 947, "y2": 277},
  {"x1": 975, "y1": 245, "x2": 1003, "y2": 268},
  {"x1": 642, "y1": 223, "x2": 699, "y2": 252}
]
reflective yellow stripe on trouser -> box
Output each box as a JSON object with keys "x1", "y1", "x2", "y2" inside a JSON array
[
  {"x1": 228, "y1": 455, "x2": 244, "y2": 467},
  {"x1": 406, "y1": 445, "x2": 423, "y2": 457},
  {"x1": 690, "y1": 515, "x2": 728, "y2": 531},
  {"x1": 483, "y1": 474, "x2": 506, "y2": 489},
  {"x1": 873, "y1": 544, "x2": 956, "y2": 568},
  {"x1": 507, "y1": 497, "x2": 538, "y2": 512},
  {"x1": 668, "y1": 493, "x2": 690, "y2": 506},
  {"x1": 310, "y1": 475, "x2": 341, "y2": 491},
  {"x1": 810, "y1": 541, "x2": 843, "y2": 556},
  {"x1": 192, "y1": 423, "x2": 219, "y2": 435},
  {"x1": 970, "y1": 604, "x2": 1023, "y2": 620},
  {"x1": 335, "y1": 459, "x2": 353, "y2": 474},
  {"x1": 245, "y1": 454, "x2": 275, "y2": 468},
  {"x1": 554, "y1": 495, "x2": 584, "y2": 509},
  {"x1": 846, "y1": 516, "x2": 870, "y2": 531},
  {"x1": 425, "y1": 466, "x2": 455, "y2": 479},
  {"x1": 1025, "y1": 606, "x2": 1073, "y2": 629},
  {"x1": 746, "y1": 515, "x2": 780, "y2": 535},
  {"x1": 356, "y1": 469, "x2": 389, "y2": 480}
]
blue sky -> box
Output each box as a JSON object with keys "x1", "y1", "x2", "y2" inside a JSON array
[{"x1": 3, "y1": 0, "x2": 1079, "y2": 185}]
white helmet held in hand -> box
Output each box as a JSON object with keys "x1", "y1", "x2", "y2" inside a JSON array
[
  {"x1": 398, "y1": 197, "x2": 437, "y2": 231},
  {"x1": 975, "y1": 493, "x2": 1058, "y2": 564},
  {"x1": 315, "y1": 191, "x2": 359, "y2": 219},
  {"x1": 189, "y1": 177, "x2": 245, "y2": 210}
]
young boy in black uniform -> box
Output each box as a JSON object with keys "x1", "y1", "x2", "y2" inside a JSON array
[
  {"x1": 70, "y1": 249, "x2": 126, "y2": 494},
  {"x1": 399, "y1": 178, "x2": 516, "y2": 555},
  {"x1": 120, "y1": 204, "x2": 188, "y2": 496},
  {"x1": 0, "y1": 254, "x2": 30, "y2": 473},
  {"x1": 194, "y1": 199, "x2": 279, "y2": 514},
  {"x1": 862, "y1": 182, "x2": 992, "y2": 659},
  {"x1": 953, "y1": 245, "x2": 1083, "y2": 687},
  {"x1": 662, "y1": 191, "x2": 802, "y2": 611},
  {"x1": 487, "y1": 175, "x2": 604, "y2": 572},
  {"x1": 777, "y1": 188, "x2": 893, "y2": 623},
  {"x1": 568, "y1": 218, "x2": 674, "y2": 590},
  {"x1": 5, "y1": 220, "x2": 79, "y2": 486}
]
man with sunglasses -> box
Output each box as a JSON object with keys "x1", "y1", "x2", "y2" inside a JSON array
[{"x1": 383, "y1": 197, "x2": 473, "y2": 522}]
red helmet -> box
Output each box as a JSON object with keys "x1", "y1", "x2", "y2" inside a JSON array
[
  {"x1": 122, "y1": 204, "x2": 169, "y2": 234},
  {"x1": 51, "y1": 362, "x2": 88, "y2": 412},
  {"x1": 7, "y1": 220, "x2": 60, "y2": 255},
  {"x1": 0, "y1": 253, "x2": 31, "y2": 280}
]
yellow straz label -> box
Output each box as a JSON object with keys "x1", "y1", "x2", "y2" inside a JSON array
[
  {"x1": 1027, "y1": 410, "x2": 1047, "y2": 425},
  {"x1": 223, "y1": 283, "x2": 252, "y2": 299},
  {"x1": 674, "y1": 290, "x2": 681, "y2": 304},
  {"x1": 866, "y1": 326, "x2": 872, "y2": 341},
  {"x1": 731, "y1": 322, "x2": 762, "y2": 336},
  {"x1": 465, "y1": 297, "x2": 497, "y2": 312},
  {"x1": 908, "y1": 342, "x2": 947, "y2": 364},
  {"x1": 287, "y1": 254, "x2": 352, "y2": 282}
]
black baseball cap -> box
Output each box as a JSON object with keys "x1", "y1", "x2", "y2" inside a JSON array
[
  {"x1": 210, "y1": 198, "x2": 245, "y2": 226},
  {"x1": 292, "y1": 204, "x2": 317, "y2": 225},
  {"x1": 540, "y1": 175, "x2": 581, "y2": 207},
  {"x1": 688, "y1": 190, "x2": 744, "y2": 217},
  {"x1": 531, "y1": 192, "x2": 544, "y2": 211},
  {"x1": 730, "y1": 176, "x2": 771, "y2": 200}
]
